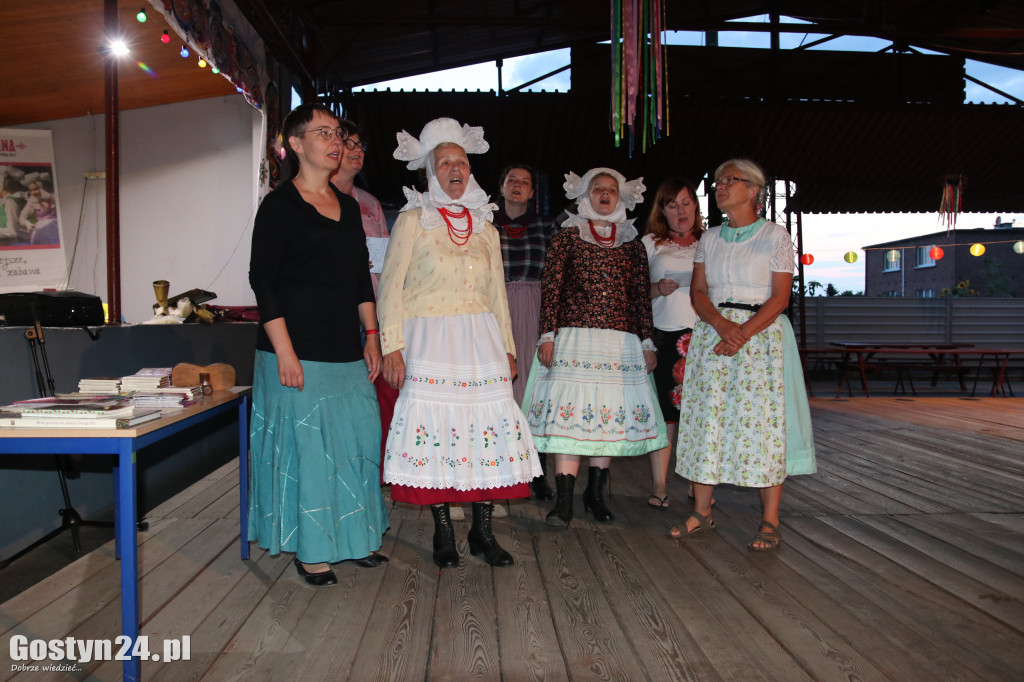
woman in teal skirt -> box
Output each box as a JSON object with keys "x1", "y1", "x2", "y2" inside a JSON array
[{"x1": 248, "y1": 104, "x2": 390, "y2": 586}]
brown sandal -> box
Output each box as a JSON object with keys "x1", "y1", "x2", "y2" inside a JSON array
[
  {"x1": 668, "y1": 509, "x2": 715, "y2": 538},
  {"x1": 748, "y1": 521, "x2": 781, "y2": 551}
]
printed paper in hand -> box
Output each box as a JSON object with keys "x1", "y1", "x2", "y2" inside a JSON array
[
  {"x1": 663, "y1": 269, "x2": 692, "y2": 287},
  {"x1": 366, "y1": 237, "x2": 389, "y2": 274}
]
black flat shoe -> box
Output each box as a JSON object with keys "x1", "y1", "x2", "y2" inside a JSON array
[
  {"x1": 352, "y1": 553, "x2": 389, "y2": 568},
  {"x1": 293, "y1": 557, "x2": 338, "y2": 586}
]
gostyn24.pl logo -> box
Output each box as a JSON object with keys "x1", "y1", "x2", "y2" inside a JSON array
[{"x1": 10, "y1": 635, "x2": 190, "y2": 664}]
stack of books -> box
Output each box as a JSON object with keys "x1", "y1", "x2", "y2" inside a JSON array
[
  {"x1": 78, "y1": 377, "x2": 123, "y2": 393},
  {"x1": 120, "y1": 367, "x2": 173, "y2": 393},
  {"x1": 131, "y1": 386, "x2": 200, "y2": 409},
  {"x1": 0, "y1": 398, "x2": 163, "y2": 429}
]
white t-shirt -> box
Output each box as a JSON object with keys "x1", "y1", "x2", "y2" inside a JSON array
[{"x1": 642, "y1": 233, "x2": 698, "y2": 331}]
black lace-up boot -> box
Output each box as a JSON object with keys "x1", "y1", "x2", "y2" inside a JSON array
[
  {"x1": 431, "y1": 503, "x2": 459, "y2": 568},
  {"x1": 530, "y1": 453, "x2": 554, "y2": 500},
  {"x1": 545, "y1": 473, "x2": 576, "y2": 528},
  {"x1": 468, "y1": 503, "x2": 513, "y2": 566},
  {"x1": 582, "y1": 466, "x2": 614, "y2": 522}
]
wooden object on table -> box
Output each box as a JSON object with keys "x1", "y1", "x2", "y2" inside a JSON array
[{"x1": 172, "y1": 363, "x2": 236, "y2": 390}]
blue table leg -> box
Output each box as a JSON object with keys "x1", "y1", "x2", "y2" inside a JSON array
[
  {"x1": 238, "y1": 394, "x2": 250, "y2": 560},
  {"x1": 112, "y1": 455, "x2": 121, "y2": 559},
  {"x1": 117, "y1": 441, "x2": 141, "y2": 682}
]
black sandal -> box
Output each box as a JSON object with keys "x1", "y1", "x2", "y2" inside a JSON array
[{"x1": 748, "y1": 521, "x2": 781, "y2": 551}]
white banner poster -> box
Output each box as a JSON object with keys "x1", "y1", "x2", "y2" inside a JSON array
[{"x1": 0, "y1": 128, "x2": 69, "y2": 291}]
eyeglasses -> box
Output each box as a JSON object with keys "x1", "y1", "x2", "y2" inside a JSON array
[
  {"x1": 342, "y1": 138, "x2": 368, "y2": 152},
  {"x1": 712, "y1": 176, "x2": 751, "y2": 189},
  {"x1": 300, "y1": 127, "x2": 348, "y2": 142}
]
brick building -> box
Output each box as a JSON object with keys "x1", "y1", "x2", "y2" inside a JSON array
[{"x1": 864, "y1": 224, "x2": 1024, "y2": 297}]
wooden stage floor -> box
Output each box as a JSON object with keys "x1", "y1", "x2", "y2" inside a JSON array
[{"x1": 2, "y1": 397, "x2": 1023, "y2": 681}]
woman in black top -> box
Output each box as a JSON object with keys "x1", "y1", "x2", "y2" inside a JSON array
[{"x1": 248, "y1": 104, "x2": 390, "y2": 587}]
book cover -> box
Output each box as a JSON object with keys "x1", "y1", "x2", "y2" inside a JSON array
[
  {"x1": 0, "y1": 409, "x2": 163, "y2": 429},
  {"x1": 19, "y1": 405, "x2": 135, "y2": 418}
]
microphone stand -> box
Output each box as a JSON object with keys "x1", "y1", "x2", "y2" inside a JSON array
[{"x1": 24, "y1": 322, "x2": 116, "y2": 554}]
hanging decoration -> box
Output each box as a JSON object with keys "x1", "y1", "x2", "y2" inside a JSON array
[
  {"x1": 970, "y1": 243, "x2": 985, "y2": 257},
  {"x1": 1014, "y1": 241, "x2": 1024, "y2": 255},
  {"x1": 886, "y1": 249, "x2": 901, "y2": 263},
  {"x1": 929, "y1": 246, "x2": 945, "y2": 260},
  {"x1": 800, "y1": 254, "x2": 814, "y2": 265},
  {"x1": 843, "y1": 251, "x2": 858, "y2": 264},
  {"x1": 939, "y1": 174, "x2": 966, "y2": 233},
  {"x1": 611, "y1": 0, "x2": 666, "y2": 155}
]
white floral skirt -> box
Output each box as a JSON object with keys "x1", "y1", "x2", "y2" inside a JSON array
[
  {"x1": 382, "y1": 313, "x2": 540, "y2": 490},
  {"x1": 675, "y1": 308, "x2": 788, "y2": 487},
  {"x1": 524, "y1": 327, "x2": 667, "y2": 456}
]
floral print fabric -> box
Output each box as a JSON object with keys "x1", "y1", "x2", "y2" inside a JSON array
[
  {"x1": 526, "y1": 327, "x2": 667, "y2": 457},
  {"x1": 382, "y1": 313, "x2": 540, "y2": 490},
  {"x1": 676, "y1": 307, "x2": 787, "y2": 487}
]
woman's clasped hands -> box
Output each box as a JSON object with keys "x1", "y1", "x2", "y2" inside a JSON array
[{"x1": 712, "y1": 318, "x2": 751, "y2": 357}]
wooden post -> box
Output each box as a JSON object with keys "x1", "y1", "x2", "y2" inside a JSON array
[{"x1": 104, "y1": 0, "x2": 121, "y2": 325}]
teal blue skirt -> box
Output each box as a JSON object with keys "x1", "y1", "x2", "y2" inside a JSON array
[{"x1": 248, "y1": 350, "x2": 389, "y2": 563}]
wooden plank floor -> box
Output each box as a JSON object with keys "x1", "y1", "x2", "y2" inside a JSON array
[{"x1": 2, "y1": 397, "x2": 1023, "y2": 681}]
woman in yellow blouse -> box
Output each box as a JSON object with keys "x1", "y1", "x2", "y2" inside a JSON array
[{"x1": 378, "y1": 118, "x2": 541, "y2": 569}]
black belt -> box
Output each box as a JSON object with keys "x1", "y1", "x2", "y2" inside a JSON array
[{"x1": 718, "y1": 302, "x2": 761, "y2": 312}]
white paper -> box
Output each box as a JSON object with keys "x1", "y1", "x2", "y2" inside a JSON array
[
  {"x1": 366, "y1": 237, "x2": 389, "y2": 274},
  {"x1": 663, "y1": 269, "x2": 692, "y2": 287}
]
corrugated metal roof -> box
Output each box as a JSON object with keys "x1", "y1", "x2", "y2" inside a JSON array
[{"x1": 344, "y1": 92, "x2": 1024, "y2": 215}]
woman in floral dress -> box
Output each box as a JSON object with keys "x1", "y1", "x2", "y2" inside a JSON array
[
  {"x1": 524, "y1": 168, "x2": 668, "y2": 527},
  {"x1": 672, "y1": 158, "x2": 815, "y2": 550}
]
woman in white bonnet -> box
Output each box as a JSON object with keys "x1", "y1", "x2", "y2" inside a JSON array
[
  {"x1": 523, "y1": 168, "x2": 668, "y2": 527},
  {"x1": 377, "y1": 117, "x2": 541, "y2": 569}
]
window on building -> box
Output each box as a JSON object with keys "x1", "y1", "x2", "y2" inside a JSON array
[
  {"x1": 882, "y1": 290, "x2": 900, "y2": 297},
  {"x1": 916, "y1": 245, "x2": 936, "y2": 268},
  {"x1": 916, "y1": 288, "x2": 936, "y2": 298},
  {"x1": 883, "y1": 250, "x2": 901, "y2": 272}
]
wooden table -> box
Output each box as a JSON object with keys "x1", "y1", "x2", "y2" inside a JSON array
[
  {"x1": 0, "y1": 387, "x2": 250, "y2": 681},
  {"x1": 829, "y1": 344, "x2": 1019, "y2": 397}
]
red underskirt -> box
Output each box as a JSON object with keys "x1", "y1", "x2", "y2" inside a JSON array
[{"x1": 390, "y1": 482, "x2": 531, "y2": 505}]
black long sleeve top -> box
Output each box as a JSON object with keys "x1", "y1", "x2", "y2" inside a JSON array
[{"x1": 249, "y1": 180, "x2": 373, "y2": 363}]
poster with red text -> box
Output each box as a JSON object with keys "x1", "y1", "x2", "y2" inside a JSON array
[{"x1": 0, "y1": 128, "x2": 68, "y2": 291}]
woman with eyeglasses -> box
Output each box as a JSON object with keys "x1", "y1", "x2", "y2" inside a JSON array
[
  {"x1": 248, "y1": 104, "x2": 390, "y2": 587},
  {"x1": 330, "y1": 119, "x2": 388, "y2": 292},
  {"x1": 378, "y1": 118, "x2": 540, "y2": 569},
  {"x1": 671, "y1": 158, "x2": 815, "y2": 550},
  {"x1": 524, "y1": 168, "x2": 668, "y2": 528},
  {"x1": 329, "y1": 118, "x2": 399, "y2": 485}
]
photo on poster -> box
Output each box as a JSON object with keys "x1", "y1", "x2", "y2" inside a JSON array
[{"x1": 1, "y1": 162, "x2": 61, "y2": 249}]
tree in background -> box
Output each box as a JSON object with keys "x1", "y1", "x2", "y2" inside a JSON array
[{"x1": 977, "y1": 258, "x2": 1012, "y2": 297}]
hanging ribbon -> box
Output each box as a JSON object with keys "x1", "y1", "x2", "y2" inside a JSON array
[
  {"x1": 610, "y1": 0, "x2": 666, "y2": 155},
  {"x1": 939, "y1": 174, "x2": 966, "y2": 234}
]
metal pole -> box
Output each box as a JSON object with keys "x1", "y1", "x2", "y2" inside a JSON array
[{"x1": 104, "y1": 0, "x2": 121, "y2": 324}]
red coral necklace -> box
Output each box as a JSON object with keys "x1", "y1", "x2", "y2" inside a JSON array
[
  {"x1": 439, "y1": 207, "x2": 473, "y2": 246},
  {"x1": 503, "y1": 223, "x2": 525, "y2": 238},
  {"x1": 588, "y1": 220, "x2": 617, "y2": 248}
]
